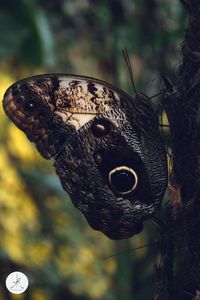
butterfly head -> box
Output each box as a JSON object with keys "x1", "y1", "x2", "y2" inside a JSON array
[{"x1": 3, "y1": 74, "x2": 168, "y2": 240}]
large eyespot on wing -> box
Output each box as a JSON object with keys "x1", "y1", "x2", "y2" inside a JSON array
[{"x1": 108, "y1": 166, "x2": 138, "y2": 195}]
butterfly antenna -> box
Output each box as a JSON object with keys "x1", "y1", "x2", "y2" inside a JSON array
[
  {"x1": 160, "y1": 74, "x2": 174, "y2": 93},
  {"x1": 150, "y1": 91, "x2": 165, "y2": 99},
  {"x1": 122, "y1": 48, "x2": 138, "y2": 96},
  {"x1": 103, "y1": 240, "x2": 159, "y2": 260}
]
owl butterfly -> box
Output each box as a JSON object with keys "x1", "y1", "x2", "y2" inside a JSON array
[{"x1": 3, "y1": 74, "x2": 167, "y2": 239}]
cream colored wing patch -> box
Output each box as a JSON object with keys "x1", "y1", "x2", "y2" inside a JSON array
[{"x1": 53, "y1": 77, "x2": 120, "y2": 130}]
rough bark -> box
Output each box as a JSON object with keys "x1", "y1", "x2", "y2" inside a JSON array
[{"x1": 155, "y1": 1, "x2": 200, "y2": 299}]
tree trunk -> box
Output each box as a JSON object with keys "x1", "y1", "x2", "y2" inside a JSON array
[{"x1": 155, "y1": 1, "x2": 200, "y2": 299}]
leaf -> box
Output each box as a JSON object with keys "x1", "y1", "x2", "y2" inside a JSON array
[
  {"x1": 0, "y1": 11, "x2": 28, "y2": 60},
  {"x1": 18, "y1": 0, "x2": 56, "y2": 67}
]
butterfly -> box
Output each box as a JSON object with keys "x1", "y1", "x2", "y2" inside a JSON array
[{"x1": 3, "y1": 74, "x2": 168, "y2": 239}]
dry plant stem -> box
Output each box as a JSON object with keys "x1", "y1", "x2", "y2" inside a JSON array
[{"x1": 156, "y1": 1, "x2": 200, "y2": 299}]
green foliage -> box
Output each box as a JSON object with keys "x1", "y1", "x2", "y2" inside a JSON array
[{"x1": 0, "y1": 0, "x2": 55, "y2": 67}]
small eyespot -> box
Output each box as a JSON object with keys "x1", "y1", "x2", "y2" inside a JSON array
[
  {"x1": 24, "y1": 101, "x2": 36, "y2": 112},
  {"x1": 108, "y1": 166, "x2": 138, "y2": 195},
  {"x1": 94, "y1": 152, "x2": 103, "y2": 164},
  {"x1": 12, "y1": 84, "x2": 21, "y2": 96},
  {"x1": 91, "y1": 118, "x2": 112, "y2": 137}
]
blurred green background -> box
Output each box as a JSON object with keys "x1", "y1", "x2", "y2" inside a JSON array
[{"x1": 0, "y1": 1, "x2": 185, "y2": 299}]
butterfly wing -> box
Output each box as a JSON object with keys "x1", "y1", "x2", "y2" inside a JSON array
[{"x1": 3, "y1": 74, "x2": 167, "y2": 239}]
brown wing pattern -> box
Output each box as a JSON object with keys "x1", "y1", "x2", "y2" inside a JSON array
[{"x1": 3, "y1": 74, "x2": 167, "y2": 239}]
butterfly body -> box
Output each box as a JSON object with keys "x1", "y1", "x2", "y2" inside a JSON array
[{"x1": 3, "y1": 74, "x2": 167, "y2": 239}]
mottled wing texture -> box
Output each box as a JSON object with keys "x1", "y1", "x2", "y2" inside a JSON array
[{"x1": 3, "y1": 74, "x2": 168, "y2": 239}]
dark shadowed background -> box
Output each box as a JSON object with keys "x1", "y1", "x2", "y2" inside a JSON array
[{"x1": 0, "y1": 1, "x2": 185, "y2": 299}]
